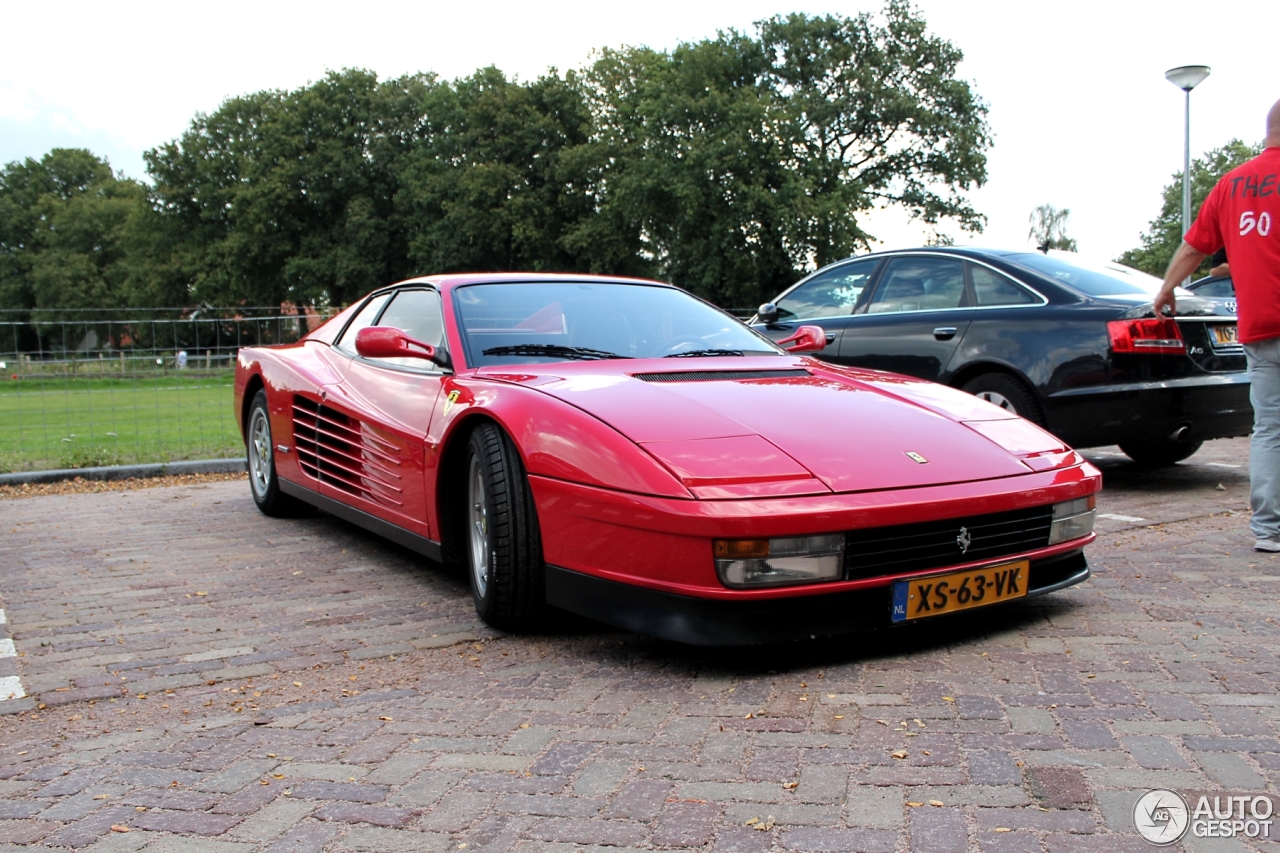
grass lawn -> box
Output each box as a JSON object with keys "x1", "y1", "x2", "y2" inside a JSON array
[{"x1": 0, "y1": 372, "x2": 244, "y2": 472}]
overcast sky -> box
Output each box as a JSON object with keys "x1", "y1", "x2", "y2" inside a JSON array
[{"x1": 3, "y1": 0, "x2": 1277, "y2": 264}]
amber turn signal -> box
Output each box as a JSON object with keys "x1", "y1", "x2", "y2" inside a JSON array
[{"x1": 714, "y1": 539, "x2": 770, "y2": 559}]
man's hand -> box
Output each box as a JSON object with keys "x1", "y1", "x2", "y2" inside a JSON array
[
  {"x1": 1157, "y1": 242, "x2": 1209, "y2": 317},
  {"x1": 1153, "y1": 285, "x2": 1178, "y2": 318}
]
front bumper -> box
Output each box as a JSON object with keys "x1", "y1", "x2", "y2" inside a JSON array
[
  {"x1": 547, "y1": 550, "x2": 1089, "y2": 645},
  {"x1": 1046, "y1": 373, "x2": 1252, "y2": 448},
  {"x1": 530, "y1": 463, "x2": 1099, "y2": 599}
]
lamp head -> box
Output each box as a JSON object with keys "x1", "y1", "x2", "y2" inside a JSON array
[{"x1": 1165, "y1": 65, "x2": 1211, "y2": 92}]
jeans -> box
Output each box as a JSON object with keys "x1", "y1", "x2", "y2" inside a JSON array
[{"x1": 1246, "y1": 337, "x2": 1280, "y2": 539}]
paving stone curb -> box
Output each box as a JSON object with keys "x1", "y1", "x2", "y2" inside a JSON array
[{"x1": 0, "y1": 458, "x2": 246, "y2": 487}]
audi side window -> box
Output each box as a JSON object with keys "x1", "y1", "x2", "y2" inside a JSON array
[
  {"x1": 367, "y1": 289, "x2": 447, "y2": 369},
  {"x1": 866, "y1": 257, "x2": 965, "y2": 314},
  {"x1": 971, "y1": 265, "x2": 1037, "y2": 306},
  {"x1": 1194, "y1": 279, "x2": 1234, "y2": 298},
  {"x1": 334, "y1": 293, "x2": 391, "y2": 353},
  {"x1": 776, "y1": 260, "x2": 877, "y2": 320}
]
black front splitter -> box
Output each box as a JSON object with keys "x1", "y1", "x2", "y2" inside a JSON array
[{"x1": 545, "y1": 551, "x2": 1089, "y2": 646}]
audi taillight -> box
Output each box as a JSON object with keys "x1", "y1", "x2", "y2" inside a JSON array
[{"x1": 1107, "y1": 318, "x2": 1185, "y2": 354}]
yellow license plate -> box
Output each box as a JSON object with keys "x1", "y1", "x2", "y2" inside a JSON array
[
  {"x1": 1213, "y1": 325, "x2": 1238, "y2": 344},
  {"x1": 891, "y1": 560, "x2": 1029, "y2": 622}
]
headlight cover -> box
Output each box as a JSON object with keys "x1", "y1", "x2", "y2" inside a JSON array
[
  {"x1": 714, "y1": 534, "x2": 845, "y2": 588},
  {"x1": 1048, "y1": 496, "x2": 1096, "y2": 545}
]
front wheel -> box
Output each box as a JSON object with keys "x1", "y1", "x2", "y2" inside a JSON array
[
  {"x1": 246, "y1": 390, "x2": 315, "y2": 517},
  {"x1": 465, "y1": 422, "x2": 546, "y2": 630},
  {"x1": 962, "y1": 373, "x2": 1045, "y2": 426},
  {"x1": 1118, "y1": 438, "x2": 1204, "y2": 467}
]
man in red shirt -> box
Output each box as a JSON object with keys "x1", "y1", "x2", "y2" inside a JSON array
[{"x1": 1156, "y1": 99, "x2": 1280, "y2": 550}]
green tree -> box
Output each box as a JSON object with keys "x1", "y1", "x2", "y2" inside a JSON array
[
  {"x1": 0, "y1": 148, "x2": 162, "y2": 318},
  {"x1": 579, "y1": 35, "x2": 795, "y2": 307},
  {"x1": 578, "y1": 3, "x2": 991, "y2": 307},
  {"x1": 761, "y1": 6, "x2": 990, "y2": 268},
  {"x1": 397, "y1": 67, "x2": 610, "y2": 275},
  {"x1": 1119, "y1": 139, "x2": 1261, "y2": 277},
  {"x1": 1028, "y1": 204, "x2": 1077, "y2": 252},
  {"x1": 146, "y1": 69, "x2": 432, "y2": 312}
]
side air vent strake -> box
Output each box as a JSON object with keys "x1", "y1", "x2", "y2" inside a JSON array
[{"x1": 291, "y1": 396, "x2": 404, "y2": 507}]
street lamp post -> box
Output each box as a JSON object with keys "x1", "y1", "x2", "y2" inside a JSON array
[{"x1": 1165, "y1": 65, "x2": 1211, "y2": 240}]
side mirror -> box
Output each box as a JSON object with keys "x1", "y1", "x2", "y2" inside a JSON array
[
  {"x1": 757, "y1": 302, "x2": 779, "y2": 324},
  {"x1": 776, "y1": 324, "x2": 826, "y2": 353},
  {"x1": 355, "y1": 326, "x2": 447, "y2": 367}
]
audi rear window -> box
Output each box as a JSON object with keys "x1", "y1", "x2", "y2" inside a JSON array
[{"x1": 1006, "y1": 253, "x2": 1159, "y2": 297}]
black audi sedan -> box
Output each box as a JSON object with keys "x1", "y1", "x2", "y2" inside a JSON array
[{"x1": 751, "y1": 248, "x2": 1251, "y2": 466}]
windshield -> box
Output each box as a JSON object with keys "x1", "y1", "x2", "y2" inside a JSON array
[
  {"x1": 1006, "y1": 252, "x2": 1164, "y2": 297},
  {"x1": 453, "y1": 282, "x2": 783, "y2": 367}
]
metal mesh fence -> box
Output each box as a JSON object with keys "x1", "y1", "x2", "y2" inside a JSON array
[{"x1": 0, "y1": 308, "x2": 336, "y2": 473}]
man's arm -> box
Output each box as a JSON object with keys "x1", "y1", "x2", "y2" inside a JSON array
[{"x1": 1154, "y1": 242, "x2": 1208, "y2": 317}]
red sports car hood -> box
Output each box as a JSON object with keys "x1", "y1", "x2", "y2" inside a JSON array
[{"x1": 478, "y1": 358, "x2": 1063, "y2": 495}]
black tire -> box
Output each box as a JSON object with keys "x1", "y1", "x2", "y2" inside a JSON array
[
  {"x1": 962, "y1": 373, "x2": 1045, "y2": 426},
  {"x1": 246, "y1": 390, "x2": 315, "y2": 518},
  {"x1": 464, "y1": 422, "x2": 546, "y2": 630},
  {"x1": 1118, "y1": 438, "x2": 1204, "y2": 467}
]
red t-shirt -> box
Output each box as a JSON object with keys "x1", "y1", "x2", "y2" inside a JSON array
[{"x1": 1185, "y1": 145, "x2": 1280, "y2": 343}]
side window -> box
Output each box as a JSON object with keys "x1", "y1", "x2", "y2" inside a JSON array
[
  {"x1": 971, "y1": 265, "x2": 1037, "y2": 306},
  {"x1": 866, "y1": 257, "x2": 965, "y2": 314},
  {"x1": 366, "y1": 289, "x2": 446, "y2": 369},
  {"x1": 775, "y1": 260, "x2": 878, "y2": 321},
  {"x1": 334, "y1": 293, "x2": 391, "y2": 353},
  {"x1": 1193, "y1": 278, "x2": 1235, "y2": 298}
]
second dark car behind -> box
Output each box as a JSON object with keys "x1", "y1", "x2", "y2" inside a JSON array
[{"x1": 753, "y1": 248, "x2": 1251, "y2": 465}]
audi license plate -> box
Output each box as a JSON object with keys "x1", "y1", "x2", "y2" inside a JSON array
[
  {"x1": 1212, "y1": 324, "x2": 1238, "y2": 344},
  {"x1": 891, "y1": 560, "x2": 1029, "y2": 623}
]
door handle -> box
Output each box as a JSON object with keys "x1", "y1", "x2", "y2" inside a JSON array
[
  {"x1": 933, "y1": 327, "x2": 957, "y2": 340},
  {"x1": 824, "y1": 333, "x2": 837, "y2": 345}
]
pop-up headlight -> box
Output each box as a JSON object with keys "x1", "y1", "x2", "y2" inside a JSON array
[
  {"x1": 1048, "y1": 496, "x2": 1096, "y2": 545},
  {"x1": 714, "y1": 535, "x2": 845, "y2": 588}
]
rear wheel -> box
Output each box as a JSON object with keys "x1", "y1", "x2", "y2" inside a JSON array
[
  {"x1": 246, "y1": 390, "x2": 315, "y2": 517},
  {"x1": 1118, "y1": 438, "x2": 1204, "y2": 467},
  {"x1": 961, "y1": 373, "x2": 1044, "y2": 425},
  {"x1": 465, "y1": 422, "x2": 546, "y2": 630}
]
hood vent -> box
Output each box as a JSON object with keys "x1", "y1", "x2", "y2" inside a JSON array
[
  {"x1": 632, "y1": 369, "x2": 810, "y2": 383},
  {"x1": 292, "y1": 396, "x2": 403, "y2": 507}
]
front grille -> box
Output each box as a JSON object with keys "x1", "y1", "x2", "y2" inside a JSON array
[
  {"x1": 292, "y1": 396, "x2": 404, "y2": 507},
  {"x1": 633, "y1": 369, "x2": 810, "y2": 383},
  {"x1": 844, "y1": 505, "x2": 1054, "y2": 580}
]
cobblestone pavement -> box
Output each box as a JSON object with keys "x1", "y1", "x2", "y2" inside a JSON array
[{"x1": 0, "y1": 437, "x2": 1276, "y2": 852}]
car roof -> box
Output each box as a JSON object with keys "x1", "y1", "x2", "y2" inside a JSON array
[{"x1": 391, "y1": 272, "x2": 673, "y2": 292}]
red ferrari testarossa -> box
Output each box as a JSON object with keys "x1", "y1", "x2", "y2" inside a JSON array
[{"x1": 234, "y1": 273, "x2": 1100, "y2": 644}]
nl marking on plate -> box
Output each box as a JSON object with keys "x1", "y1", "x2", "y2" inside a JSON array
[{"x1": 891, "y1": 560, "x2": 1029, "y2": 623}]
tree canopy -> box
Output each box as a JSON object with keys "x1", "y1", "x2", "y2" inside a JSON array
[
  {"x1": 1, "y1": 3, "x2": 992, "y2": 316},
  {"x1": 1118, "y1": 139, "x2": 1262, "y2": 278},
  {"x1": 1028, "y1": 204, "x2": 1077, "y2": 252},
  {"x1": 0, "y1": 149, "x2": 189, "y2": 319}
]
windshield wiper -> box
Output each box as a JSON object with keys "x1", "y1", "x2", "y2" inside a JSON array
[
  {"x1": 664, "y1": 349, "x2": 746, "y2": 358},
  {"x1": 481, "y1": 344, "x2": 632, "y2": 361}
]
